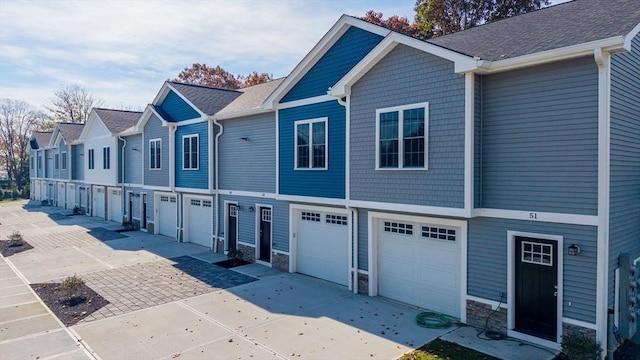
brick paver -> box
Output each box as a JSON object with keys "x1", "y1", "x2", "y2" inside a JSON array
[{"x1": 77, "y1": 257, "x2": 257, "y2": 323}]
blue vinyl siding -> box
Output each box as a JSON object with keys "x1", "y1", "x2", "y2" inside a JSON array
[
  {"x1": 52, "y1": 148, "x2": 60, "y2": 179},
  {"x1": 468, "y1": 217, "x2": 598, "y2": 323},
  {"x1": 176, "y1": 122, "x2": 208, "y2": 189},
  {"x1": 279, "y1": 100, "x2": 345, "y2": 199},
  {"x1": 45, "y1": 150, "x2": 52, "y2": 178},
  {"x1": 357, "y1": 210, "x2": 368, "y2": 271},
  {"x1": 123, "y1": 134, "x2": 142, "y2": 184},
  {"x1": 143, "y1": 115, "x2": 170, "y2": 187},
  {"x1": 160, "y1": 90, "x2": 200, "y2": 122},
  {"x1": 217, "y1": 195, "x2": 289, "y2": 253},
  {"x1": 219, "y1": 113, "x2": 276, "y2": 193},
  {"x1": 480, "y1": 57, "x2": 598, "y2": 214},
  {"x1": 72, "y1": 145, "x2": 84, "y2": 180},
  {"x1": 609, "y1": 34, "x2": 640, "y2": 307},
  {"x1": 59, "y1": 143, "x2": 69, "y2": 180},
  {"x1": 350, "y1": 45, "x2": 465, "y2": 208},
  {"x1": 281, "y1": 27, "x2": 383, "y2": 103}
]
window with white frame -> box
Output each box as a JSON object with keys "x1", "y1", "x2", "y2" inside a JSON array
[
  {"x1": 182, "y1": 134, "x2": 198, "y2": 170},
  {"x1": 376, "y1": 102, "x2": 428, "y2": 169},
  {"x1": 149, "y1": 139, "x2": 161, "y2": 170},
  {"x1": 61, "y1": 152, "x2": 67, "y2": 170},
  {"x1": 30, "y1": 157, "x2": 34, "y2": 170},
  {"x1": 88, "y1": 149, "x2": 95, "y2": 170},
  {"x1": 103, "y1": 147, "x2": 110, "y2": 169},
  {"x1": 54, "y1": 153, "x2": 59, "y2": 170},
  {"x1": 295, "y1": 118, "x2": 327, "y2": 169},
  {"x1": 37, "y1": 154, "x2": 42, "y2": 170}
]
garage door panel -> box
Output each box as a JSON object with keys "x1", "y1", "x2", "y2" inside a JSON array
[
  {"x1": 378, "y1": 218, "x2": 461, "y2": 318},
  {"x1": 296, "y1": 210, "x2": 349, "y2": 286},
  {"x1": 109, "y1": 189, "x2": 122, "y2": 223},
  {"x1": 187, "y1": 198, "x2": 212, "y2": 247},
  {"x1": 158, "y1": 195, "x2": 177, "y2": 238}
]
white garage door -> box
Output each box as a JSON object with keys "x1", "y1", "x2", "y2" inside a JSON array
[
  {"x1": 66, "y1": 184, "x2": 75, "y2": 209},
  {"x1": 186, "y1": 198, "x2": 212, "y2": 247},
  {"x1": 378, "y1": 219, "x2": 461, "y2": 317},
  {"x1": 158, "y1": 195, "x2": 177, "y2": 238},
  {"x1": 296, "y1": 209, "x2": 349, "y2": 286},
  {"x1": 93, "y1": 187, "x2": 105, "y2": 219},
  {"x1": 109, "y1": 189, "x2": 122, "y2": 223},
  {"x1": 57, "y1": 183, "x2": 65, "y2": 208}
]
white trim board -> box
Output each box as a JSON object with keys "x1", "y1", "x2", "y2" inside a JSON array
[{"x1": 472, "y1": 208, "x2": 598, "y2": 226}]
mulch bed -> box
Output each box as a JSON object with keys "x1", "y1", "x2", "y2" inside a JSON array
[
  {"x1": 31, "y1": 282, "x2": 109, "y2": 326},
  {"x1": 614, "y1": 340, "x2": 640, "y2": 360},
  {"x1": 0, "y1": 240, "x2": 34, "y2": 257},
  {"x1": 213, "y1": 258, "x2": 251, "y2": 268}
]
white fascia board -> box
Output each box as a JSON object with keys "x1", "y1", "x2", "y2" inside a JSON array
[
  {"x1": 135, "y1": 105, "x2": 169, "y2": 132},
  {"x1": 329, "y1": 32, "x2": 477, "y2": 97},
  {"x1": 263, "y1": 15, "x2": 391, "y2": 109},
  {"x1": 165, "y1": 82, "x2": 207, "y2": 119},
  {"x1": 152, "y1": 82, "x2": 172, "y2": 105},
  {"x1": 624, "y1": 22, "x2": 640, "y2": 51},
  {"x1": 476, "y1": 36, "x2": 625, "y2": 74}
]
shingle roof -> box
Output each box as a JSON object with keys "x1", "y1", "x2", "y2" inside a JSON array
[
  {"x1": 32, "y1": 131, "x2": 52, "y2": 148},
  {"x1": 57, "y1": 123, "x2": 84, "y2": 142},
  {"x1": 93, "y1": 108, "x2": 142, "y2": 134},
  {"x1": 168, "y1": 82, "x2": 243, "y2": 116},
  {"x1": 426, "y1": 0, "x2": 640, "y2": 61},
  {"x1": 217, "y1": 78, "x2": 286, "y2": 116}
]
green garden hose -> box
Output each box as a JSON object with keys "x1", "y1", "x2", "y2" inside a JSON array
[{"x1": 415, "y1": 311, "x2": 454, "y2": 329}]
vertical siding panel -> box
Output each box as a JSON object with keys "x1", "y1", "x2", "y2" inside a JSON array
[
  {"x1": 481, "y1": 57, "x2": 598, "y2": 214},
  {"x1": 175, "y1": 122, "x2": 208, "y2": 189},
  {"x1": 124, "y1": 134, "x2": 142, "y2": 184},
  {"x1": 608, "y1": 34, "x2": 640, "y2": 307}
]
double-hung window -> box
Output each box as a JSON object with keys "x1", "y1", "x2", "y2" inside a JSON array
[
  {"x1": 61, "y1": 152, "x2": 67, "y2": 170},
  {"x1": 182, "y1": 134, "x2": 198, "y2": 170},
  {"x1": 37, "y1": 154, "x2": 42, "y2": 170},
  {"x1": 88, "y1": 149, "x2": 95, "y2": 170},
  {"x1": 376, "y1": 102, "x2": 428, "y2": 170},
  {"x1": 54, "y1": 153, "x2": 59, "y2": 170},
  {"x1": 295, "y1": 118, "x2": 327, "y2": 170},
  {"x1": 149, "y1": 139, "x2": 161, "y2": 170},
  {"x1": 103, "y1": 147, "x2": 110, "y2": 169}
]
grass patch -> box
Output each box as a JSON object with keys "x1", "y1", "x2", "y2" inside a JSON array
[
  {"x1": 0, "y1": 198, "x2": 21, "y2": 204},
  {"x1": 399, "y1": 338, "x2": 501, "y2": 360}
]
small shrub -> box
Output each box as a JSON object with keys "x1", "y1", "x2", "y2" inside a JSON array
[
  {"x1": 11, "y1": 187, "x2": 19, "y2": 200},
  {"x1": 561, "y1": 333, "x2": 602, "y2": 360},
  {"x1": 73, "y1": 205, "x2": 81, "y2": 215},
  {"x1": 227, "y1": 249, "x2": 244, "y2": 260},
  {"x1": 7, "y1": 231, "x2": 24, "y2": 246},
  {"x1": 3, "y1": 191, "x2": 11, "y2": 199},
  {"x1": 60, "y1": 275, "x2": 85, "y2": 300},
  {"x1": 41, "y1": 199, "x2": 49, "y2": 206}
]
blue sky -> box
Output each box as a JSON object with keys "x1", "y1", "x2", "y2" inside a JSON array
[{"x1": 0, "y1": 0, "x2": 570, "y2": 112}]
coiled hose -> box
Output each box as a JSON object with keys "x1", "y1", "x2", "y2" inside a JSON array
[{"x1": 415, "y1": 311, "x2": 455, "y2": 328}]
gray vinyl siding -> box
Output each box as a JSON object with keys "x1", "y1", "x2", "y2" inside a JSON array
[
  {"x1": 45, "y1": 149, "x2": 53, "y2": 178},
  {"x1": 480, "y1": 56, "x2": 598, "y2": 214},
  {"x1": 609, "y1": 34, "x2": 640, "y2": 308},
  {"x1": 29, "y1": 150, "x2": 35, "y2": 179},
  {"x1": 143, "y1": 115, "x2": 169, "y2": 187},
  {"x1": 219, "y1": 113, "x2": 276, "y2": 193},
  {"x1": 350, "y1": 44, "x2": 465, "y2": 208},
  {"x1": 474, "y1": 74, "x2": 482, "y2": 208},
  {"x1": 59, "y1": 143, "x2": 69, "y2": 180},
  {"x1": 72, "y1": 145, "x2": 84, "y2": 180},
  {"x1": 123, "y1": 134, "x2": 143, "y2": 184},
  {"x1": 145, "y1": 190, "x2": 155, "y2": 224},
  {"x1": 357, "y1": 210, "x2": 369, "y2": 271},
  {"x1": 468, "y1": 217, "x2": 598, "y2": 323},
  {"x1": 217, "y1": 195, "x2": 289, "y2": 252}
]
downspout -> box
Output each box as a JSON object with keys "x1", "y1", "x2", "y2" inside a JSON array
[
  {"x1": 335, "y1": 93, "x2": 359, "y2": 294},
  {"x1": 212, "y1": 116, "x2": 224, "y2": 253},
  {"x1": 118, "y1": 136, "x2": 126, "y2": 222}
]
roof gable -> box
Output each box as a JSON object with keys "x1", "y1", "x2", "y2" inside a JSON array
[
  {"x1": 159, "y1": 90, "x2": 201, "y2": 121},
  {"x1": 217, "y1": 78, "x2": 285, "y2": 119},
  {"x1": 57, "y1": 123, "x2": 84, "y2": 143},
  {"x1": 169, "y1": 82, "x2": 242, "y2": 116},
  {"x1": 265, "y1": 15, "x2": 389, "y2": 108},
  {"x1": 30, "y1": 131, "x2": 52, "y2": 150}
]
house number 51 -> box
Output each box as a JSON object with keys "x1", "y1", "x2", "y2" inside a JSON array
[{"x1": 529, "y1": 212, "x2": 538, "y2": 220}]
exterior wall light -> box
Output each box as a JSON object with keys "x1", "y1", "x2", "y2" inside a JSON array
[
  {"x1": 240, "y1": 137, "x2": 249, "y2": 141},
  {"x1": 568, "y1": 244, "x2": 581, "y2": 256}
]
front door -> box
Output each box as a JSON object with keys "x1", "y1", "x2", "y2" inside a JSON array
[
  {"x1": 141, "y1": 194, "x2": 147, "y2": 229},
  {"x1": 128, "y1": 193, "x2": 133, "y2": 223},
  {"x1": 227, "y1": 203, "x2": 238, "y2": 252},
  {"x1": 258, "y1": 207, "x2": 272, "y2": 262},
  {"x1": 515, "y1": 236, "x2": 558, "y2": 341}
]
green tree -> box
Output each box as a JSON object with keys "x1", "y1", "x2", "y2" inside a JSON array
[{"x1": 414, "y1": 0, "x2": 549, "y2": 38}]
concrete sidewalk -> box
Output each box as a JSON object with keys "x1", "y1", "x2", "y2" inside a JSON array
[{"x1": 0, "y1": 256, "x2": 94, "y2": 360}]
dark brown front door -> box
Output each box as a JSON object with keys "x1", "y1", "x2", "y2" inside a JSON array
[
  {"x1": 227, "y1": 204, "x2": 238, "y2": 252},
  {"x1": 515, "y1": 236, "x2": 558, "y2": 341}
]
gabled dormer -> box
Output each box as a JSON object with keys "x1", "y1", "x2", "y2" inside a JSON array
[
  {"x1": 30, "y1": 131, "x2": 52, "y2": 179},
  {"x1": 263, "y1": 15, "x2": 388, "y2": 201}
]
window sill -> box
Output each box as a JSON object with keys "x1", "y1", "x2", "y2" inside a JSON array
[{"x1": 375, "y1": 167, "x2": 429, "y2": 171}]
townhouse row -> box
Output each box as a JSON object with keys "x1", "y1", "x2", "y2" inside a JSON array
[{"x1": 29, "y1": 1, "x2": 640, "y2": 354}]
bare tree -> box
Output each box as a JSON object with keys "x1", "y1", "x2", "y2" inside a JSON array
[
  {"x1": 45, "y1": 84, "x2": 104, "y2": 124},
  {"x1": 0, "y1": 99, "x2": 42, "y2": 190}
]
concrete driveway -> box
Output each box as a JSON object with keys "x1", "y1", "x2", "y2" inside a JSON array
[{"x1": 0, "y1": 201, "x2": 453, "y2": 360}]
